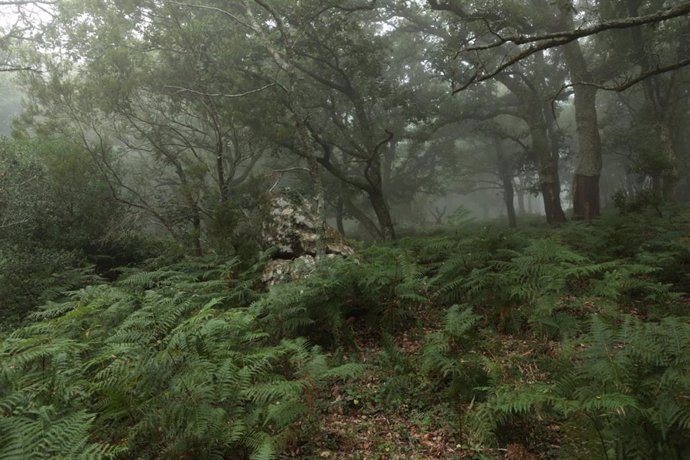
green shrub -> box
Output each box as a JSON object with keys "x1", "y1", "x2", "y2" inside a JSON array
[
  {"x1": 0, "y1": 260, "x2": 362, "y2": 459},
  {"x1": 420, "y1": 305, "x2": 489, "y2": 402},
  {"x1": 0, "y1": 245, "x2": 101, "y2": 325},
  {"x1": 254, "y1": 246, "x2": 427, "y2": 346},
  {"x1": 467, "y1": 314, "x2": 690, "y2": 459}
]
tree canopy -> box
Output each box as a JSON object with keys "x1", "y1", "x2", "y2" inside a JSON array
[{"x1": 1, "y1": 1, "x2": 690, "y2": 459}]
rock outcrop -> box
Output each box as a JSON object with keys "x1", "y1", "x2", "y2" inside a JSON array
[{"x1": 261, "y1": 191, "x2": 353, "y2": 285}]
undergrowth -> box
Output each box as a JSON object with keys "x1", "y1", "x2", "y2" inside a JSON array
[{"x1": 2, "y1": 209, "x2": 690, "y2": 458}]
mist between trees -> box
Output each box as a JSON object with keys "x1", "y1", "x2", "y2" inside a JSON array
[
  {"x1": 2, "y1": 2, "x2": 690, "y2": 459},
  {"x1": 1, "y1": 0, "x2": 688, "y2": 251}
]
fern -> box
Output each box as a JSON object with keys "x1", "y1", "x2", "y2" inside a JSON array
[
  {"x1": 419, "y1": 305, "x2": 490, "y2": 403},
  {"x1": 467, "y1": 314, "x2": 690, "y2": 458},
  {"x1": 0, "y1": 257, "x2": 364, "y2": 459}
]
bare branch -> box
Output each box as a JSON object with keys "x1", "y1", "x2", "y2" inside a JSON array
[
  {"x1": 466, "y1": 3, "x2": 690, "y2": 52},
  {"x1": 326, "y1": 0, "x2": 377, "y2": 14},
  {"x1": 163, "y1": 83, "x2": 275, "y2": 98},
  {"x1": 552, "y1": 56, "x2": 690, "y2": 96},
  {"x1": 444, "y1": 2, "x2": 690, "y2": 92},
  {"x1": 169, "y1": 1, "x2": 256, "y2": 31},
  {"x1": 267, "y1": 167, "x2": 311, "y2": 192},
  {"x1": 0, "y1": 0, "x2": 55, "y2": 5},
  {"x1": 272, "y1": 166, "x2": 310, "y2": 174},
  {"x1": 0, "y1": 66, "x2": 40, "y2": 72},
  {"x1": 598, "y1": 57, "x2": 690, "y2": 92}
]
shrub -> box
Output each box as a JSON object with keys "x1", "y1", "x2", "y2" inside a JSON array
[
  {"x1": 467, "y1": 314, "x2": 690, "y2": 459},
  {"x1": 0, "y1": 260, "x2": 362, "y2": 459}
]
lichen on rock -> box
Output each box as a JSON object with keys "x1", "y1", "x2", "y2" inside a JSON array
[{"x1": 261, "y1": 190, "x2": 353, "y2": 285}]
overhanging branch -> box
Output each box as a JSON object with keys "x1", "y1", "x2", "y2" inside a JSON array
[
  {"x1": 466, "y1": 3, "x2": 690, "y2": 52},
  {"x1": 442, "y1": 1, "x2": 690, "y2": 92}
]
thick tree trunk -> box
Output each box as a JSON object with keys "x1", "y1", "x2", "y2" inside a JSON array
[
  {"x1": 495, "y1": 139, "x2": 517, "y2": 227},
  {"x1": 572, "y1": 174, "x2": 600, "y2": 220},
  {"x1": 569, "y1": 84, "x2": 602, "y2": 219},
  {"x1": 504, "y1": 180, "x2": 517, "y2": 228},
  {"x1": 336, "y1": 195, "x2": 345, "y2": 236},
  {"x1": 364, "y1": 153, "x2": 396, "y2": 241},
  {"x1": 342, "y1": 194, "x2": 382, "y2": 240},
  {"x1": 529, "y1": 122, "x2": 567, "y2": 224},
  {"x1": 658, "y1": 122, "x2": 679, "y2": 200},
  {"x1": 498, "y1": 73, "x2": 566, "y2": 224},
  {"x1": 191, "y1": 211, "x2": 202, "y2": 256},
  {"x1": 368, "y1": 189, "x2": 396, "y2": 240},
  {"x1": 558, "y1": 3, "x2": 602, "y2": 219},
  {"x1": 541, "y1": 181, "x2": 566, "y2": 224},
  {"x1": 516, "y1": 184, "x2": 526, "y2": 215}
]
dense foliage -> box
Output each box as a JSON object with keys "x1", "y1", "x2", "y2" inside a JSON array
[
  {"x1": 1, "y1": 0, "x2": 690, "y2": 458},
  {"x1": 2, "y1": 209, "x2": 690, "y2": 459},
  {"x1": 1, "y1": 257, "x2": 363, "y2": 459}
]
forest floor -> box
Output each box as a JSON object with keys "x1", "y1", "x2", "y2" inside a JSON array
[
  {"x1": 4, "y1": 209, "x2": 690, "y2": 459},
  {"x1": 289, "y1": 335, "x2": 470, "y2": 459},
  {"x1": 290, "y1": 308, "x2": 563, "y2": 460}
]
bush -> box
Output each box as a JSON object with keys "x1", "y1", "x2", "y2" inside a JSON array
[
  {"x1": 0, "y1": 259, "x2": 362, "y2": 459},
  {"x1": 468, "y1": 315, "x2": 690, "y2": 459},
  {"x1": 0, "y1": 246, "x2": 100, "y2": 325},
  {"x1": 253, "y1": 245, "x2": 427, "y2": 346}
]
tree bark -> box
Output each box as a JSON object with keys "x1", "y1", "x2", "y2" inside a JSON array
[
  {"x1": 368, "y1": 188, "x2": 396, "y2": 240},
  {"x1": 516, "y1": 183, "x2": 526, "y2": 215},
  {"x1": 627, "y1": 0, "x2": 682, "y2": 201},
  {"x1": 495, "y1": 139, "x2": 517, "y2": 227},
  {"x1": 529, "y1": 121, "x2": 567, "y2": 224},
  {"x1": 558, "y1": 1, "x2": 602, "y2": 219},
  {"x1": 336, "y1": 195, "x2": 345, "y2": 236},
  {"x1": 658, "y1": 122, "x2": 679, "y2": 200},
  {"x1": 569, "y1": 84, "x2": 602, "y2": 219},
  {"x1": 498, "y1": 74, "x2": 566, "y2": 224},
  {"x1": 572, "y1": 174, "x2": 600, "y2": 220},
  {"x1": 342, "y1": 194, "x2": 382, "y2": 240},
  {"x1": 364, "y1": 145, "x2": 397, "y2": 240}
]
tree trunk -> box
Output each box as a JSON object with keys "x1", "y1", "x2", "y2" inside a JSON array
[
  {"x1": 216, "y1": 127, "x2": 228, "y2": 203},
  {"x1": 658, "y1": 122, "x2": 678, "y2": 200},
  {"x1": 342, "y1": 194, "x2": 382, "y2": 240},
  {"x1": 627, "y1": 0, "x2": 682, "y2": 202},
  {"x1": 516, "y1": 184, "x2": 526, "y2": 215},
  {"x1": 495, "y1": 139, "x2": 517, "y2": 227},
  {"x1": 336, "y1": 195, "x2": 345, "y2": 236},
  {"x1": 191, "y1": 211, "x2": 202, "y2": 256},
  {"x1": 529, "y1": 122, "x2": 567, "y2": 224},
  {"x1": 497, "y1": 73, "x2": 566, "y2": 224},
  {"x1": 572, "y1": 174, "x2": 600, "y2": 220},
  {"x1": 569, "y1": 84, "x2": 602, "y2": 219},
  {"x1": 368, "y1": 189, "x2": 396, "y2": 240},
  {"x1": 382, "y1": 140, "x2": 396, "y2": 193},
  {"x1": 365, "y1": 154, "x2": 396, "y2": 240},
  {"x1": 558, "y1": 2, "x2": 602, "y2": 219},
  {"x1": 504, "y1": 180, "x2": 517, "y2": 228}
]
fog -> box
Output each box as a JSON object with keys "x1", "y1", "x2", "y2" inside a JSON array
[{"x1": 1, "y1": 0, "x2": 689, "y2": 246}]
